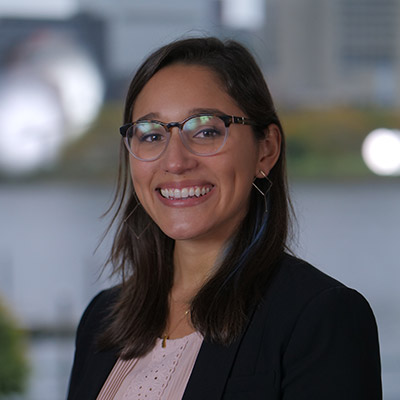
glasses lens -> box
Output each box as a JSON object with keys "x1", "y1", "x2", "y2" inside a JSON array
[
  {"x1": 182, "y1": 115, "x2": 227, "y2": 155},
  {"x1": 126, "y1": 122, "x2": 167, "y2": 160}
]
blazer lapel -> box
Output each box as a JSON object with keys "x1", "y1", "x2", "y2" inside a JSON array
[
  {"x1": 182, "y1": 338, "x2": 242, "y2": 400},
  {"x1": 183, "y1": 304, "x2": 258, "y2": 400}
]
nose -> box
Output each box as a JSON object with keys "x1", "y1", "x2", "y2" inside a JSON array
[{"x1": 160, "y1": 128, "x2": 197, "y2": 174}]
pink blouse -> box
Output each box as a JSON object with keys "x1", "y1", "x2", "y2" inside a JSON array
[{"x1": 97, "y1": 332, "x2": 203, "y2": 400}]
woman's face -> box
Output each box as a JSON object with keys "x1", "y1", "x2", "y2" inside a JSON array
[{"x1": 129, "y1": 63, "x2": 278, "y2": 244}]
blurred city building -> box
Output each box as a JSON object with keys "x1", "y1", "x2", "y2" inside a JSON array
[
  {"x1": 77, "y1": 0, "x2": 220, "y2": 98},
  {"x1": 1, "y1": 0, "x2": 399, "y2": 106},
  {"x1": 260, "y1": 0, "x2": 400, "y2": 107}
]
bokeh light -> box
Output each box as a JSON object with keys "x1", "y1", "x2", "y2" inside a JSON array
[
  {"x1": 0, "y1": 72, "x2": 64, "y2": 174},
  {"x1": 221, "y1": 0, "x2": 265, "y2": 30},
  {"x1": 362, "y1": 128, "x2": 400, "y2": 176},
  {"x1": 23, "y1": 34, "x2": 105, "y2": 139},
  {"x1": 0, "y1": 32, "x2": 104, "y2": 175}
]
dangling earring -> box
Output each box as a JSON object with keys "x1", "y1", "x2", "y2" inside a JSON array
[
  {"x1": 252, "y1": 170, "x2": 273, "y2": 213},
  {"x1": 123, "y1": 196, "x2": 151, "y2": 240}
]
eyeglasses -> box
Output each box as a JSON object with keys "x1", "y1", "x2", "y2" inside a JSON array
[{"x1": 120, "y1": 113, "x2": 258, "y2": 161}]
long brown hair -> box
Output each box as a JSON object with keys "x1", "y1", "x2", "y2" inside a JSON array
[{"x1": 100, "y1": 37, "x2": 292, "y2": 359}]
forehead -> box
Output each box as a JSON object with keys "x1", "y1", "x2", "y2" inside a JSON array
[{"x1": 131, "y1": 63, "x2": 243, "y2": 122}]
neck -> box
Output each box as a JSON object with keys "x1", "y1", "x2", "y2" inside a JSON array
[{"x1": 172, "y1": 238, "x2": 224, "y2": 299}]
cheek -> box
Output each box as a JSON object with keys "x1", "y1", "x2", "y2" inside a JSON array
[
  {"x1": 231, "y1": 144, "x2": 260, "y2": 179},
  {"x1": 129, "y1": 162, "x2": 149, "y2": 200}
]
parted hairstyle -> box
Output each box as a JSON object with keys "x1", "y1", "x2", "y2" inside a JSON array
[{"x1": 100, "y1": 37, "x2": 292, "y2": 359}]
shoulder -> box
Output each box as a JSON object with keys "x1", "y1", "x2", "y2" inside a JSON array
[
  {"x1": 256, "y1": 253, "x2": 380, "y2": 361},
  {"x1": 274, "y1": 253, "x2": 345, "y2": 292},
  {"x1": 264, "y1": 253, "x2": 363, "y2": 312},
  {"x1": 250, "y1": 254, "x2": 382, "y2": 398},
  {"x1": 67, "y1": 287, "x2": 121, "y2": 399}
]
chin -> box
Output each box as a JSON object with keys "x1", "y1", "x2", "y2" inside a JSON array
[
  {"x1": 163, "y1": 231, "x2": 200, "y2": 241},
  {"x1": 160, "y1": 225, "x2": 205, "y2": 241}
]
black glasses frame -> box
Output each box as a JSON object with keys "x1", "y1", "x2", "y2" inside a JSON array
[{"x1": 119, "y1": 113, "x2": 259, "y2": 161}]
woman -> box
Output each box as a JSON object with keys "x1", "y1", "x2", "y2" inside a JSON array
[{"x1": 67, "y1": 37, "x2": 382, "y2": 399}]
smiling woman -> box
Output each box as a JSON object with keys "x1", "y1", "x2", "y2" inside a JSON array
[{"x1": 67, "y1": 37, "x2": 382, "y2": 400}]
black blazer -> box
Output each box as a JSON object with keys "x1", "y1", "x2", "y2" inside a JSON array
[{"x1": 67, "y1": 254, "x2": 382, "y2": 399}]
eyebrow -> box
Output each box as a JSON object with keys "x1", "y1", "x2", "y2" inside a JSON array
[{"x1": 135, "y1": 108, "x2": 226, "y2": 122}]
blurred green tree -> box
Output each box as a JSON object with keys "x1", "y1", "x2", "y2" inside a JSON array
[{"x1": 0, "y1": 299, "x2": 29, "y2": 396}]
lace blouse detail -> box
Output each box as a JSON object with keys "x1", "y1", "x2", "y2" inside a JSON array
[{"x1": 97, "y1": 332, "x2": 203, "y2": 400}]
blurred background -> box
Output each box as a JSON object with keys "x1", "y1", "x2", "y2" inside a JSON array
[{"x1": 0, "y1": 0, "x2": 399, "y2": 398}]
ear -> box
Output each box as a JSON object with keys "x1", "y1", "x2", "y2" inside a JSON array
[{"x1": 255, "y1": 124, "x2": 281, "y2": 177}]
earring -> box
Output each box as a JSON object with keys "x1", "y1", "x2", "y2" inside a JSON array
[
  {"x1": 123, "y1": 197, "x2": 151, "y2": 240},
  {"x1": 252, "y1": 170, "x2": 273, "y2": 213}
]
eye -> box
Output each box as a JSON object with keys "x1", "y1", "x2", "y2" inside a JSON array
[
  {"x1": 135, "y1": 123, "x2": 166, "y2": 143},
  {"x1": 192, "y1": 127, "x2": 223, "y2": 139},
  {"x1": 139, "y1": 133, "x2": 165, "y2": 143},
  {"x1": 185, "y1": 116, "x2": 225, "y2": 141}
]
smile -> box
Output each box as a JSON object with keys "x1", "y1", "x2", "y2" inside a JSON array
[{"x1": 159, "y1": 185, "x2": 213, "y2": 200}]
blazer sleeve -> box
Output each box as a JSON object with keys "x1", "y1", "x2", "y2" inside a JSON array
[{"x1": 281, "y1": 286, "x2": 382, "y2": 400}]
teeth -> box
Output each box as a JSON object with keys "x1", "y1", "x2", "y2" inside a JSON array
[{"x1": 160, "y1": 186, "x2": 211, "y2": 199}]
